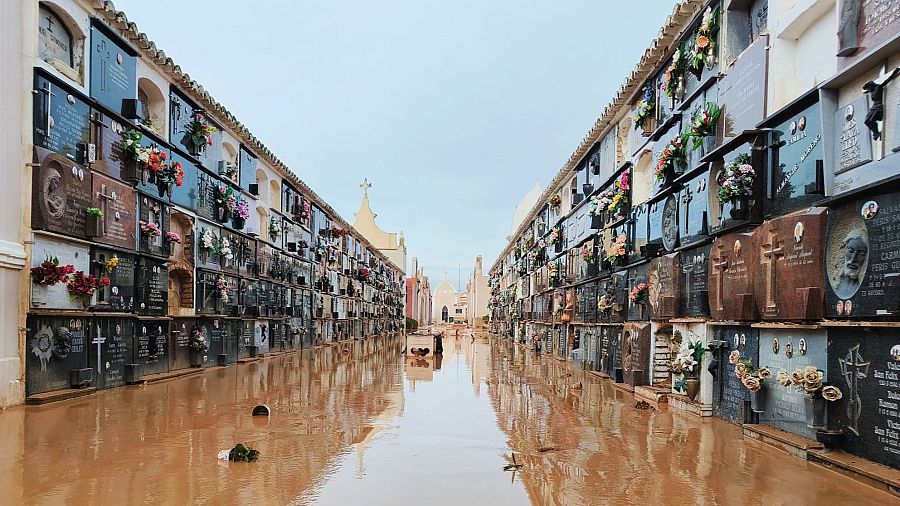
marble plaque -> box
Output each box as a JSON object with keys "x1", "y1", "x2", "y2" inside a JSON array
[
  {"x1": 718, "y1": 36, "x2": 768, "y2": 141},
  {"x1": 25, "y1": 315, "x2": 90, "y2": 395},
  {"x1": 712, "y1": 325, "x2": 759, "y2": 425},
  {"x1": 138, "y1": 195, "x2": 170, "y2": 258},
  {"x1": 136, "y1": 256, "x2": 168, "y2": 316},
  {"x1": 89, "y1": 21, "x2": 137, "y2": 115},
  {"x1": 826, "y1": 192, "x2": 900, "y2": 318},
  {"x1": 765, "y1": 101, "x2": 824, "y2": 218},
  {"x1": 627, "y1": 263, "x2": 651, "y2": 321},
  {"x1": 30, "y1": 236, "x2": 90, "y2": 311},
  {"x1": 202, "y1": 318, "x2": 225, "y2": 364},
  {"x1": 91, "y1": 172, "x2": 136, "y2": 249},
  {"x1": 239, "y1": 146, "x2": 258, "y2": 192},
  {"x1": 168, "y1": 88, "x2": 198, "y2": 155},
  {"x1": 91, "y1": 248, "x2": 135, "y2": 312},
  {"x1": 170, "y1": 151, "x2": 200, "y2": 211},
  {"x1": 32, "y1": 147, "x2": 92, "y2": 239},
  {"x1": 827, "y1": 327, "x2": 900, "y2": 468},
  {"x1": 601, "y1": 324, "x2": 624, "y2": 380},
  {"x1": 648, "y1": 254, "x2": 679, "y2": 320},
  {"x1": 678, "y1": 244, "x2": 711, "y2": 317},
  {"x1": 837, "y1": 0, "x2": 900, "y2": 66},
  {"x1": 196, "y1": 270, "x2": 220, "y2": 314},
  {"x1": 662, "y1": 194, "x2": 679, "y2": 252},
  {"x1": 238, "y1": 320, "x2": 255, "y2": 358},
  {"x1": 33, "y1": 72, "x2": 91, "y2": 162},
  {"x1": 834, "y1": 96, "x2": 873, "y2": 173},
  {"x1": 135, "y1": 320, "x2": 169, "y2": 376},
  {"x1": 622, "y1": 322, "x2": 651, "y2": 387},
  {"x1": 90, "y1": 110, "x2": 128, "y2": 180},
  {"x1": 709, "y1": 233, "x2": 757, "y2": 321},
  {"x1": 753, "y1": 208, "x2": 827, "y2": 320},
  {"x1": 630, "y1": 202, "x2": 649, "y2": 263},
  {"x1": 254, "y1": 319, "x2": 271, "y2": 354},
  {"x1": 90, "y1": 316, "x2": 133, "y2": 390},
  {"x1": 678, "y1": 171, "x2": 710, "y2": 247},
  {"x1": 758, "y1": 328, "x2": 827, "y2": 439},
  {"x1": 169, "y1": 319, "x2": 192, "y2": 371}
]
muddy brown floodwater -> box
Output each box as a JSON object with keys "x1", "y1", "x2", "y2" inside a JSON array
[{"x1": 0, "y1": 336, "x2": 893, "y2": 505}]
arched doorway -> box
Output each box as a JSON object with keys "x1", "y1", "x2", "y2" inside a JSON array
[{"x1": 441, "y1": 306, "x2": 448, "y2": 322}]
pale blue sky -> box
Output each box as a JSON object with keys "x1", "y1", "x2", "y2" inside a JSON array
[{"x1": 115, "y1": 0, "x2": 677, "y2": 291}]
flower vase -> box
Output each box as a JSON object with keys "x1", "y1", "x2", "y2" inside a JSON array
[
  {"x1": 729, "y1": 195, "x2": 750, "y2": 221},
  {"x1": 638, "y1": 303, "x2": 646, "y2": 320},
  {"x1": 642, "y1": 120, "x2": 654, "y2": 137},
  {"x1": 141, "y1": 168, "x2": 151, "y2": 185},
  {"x1": 673, "y1": 158, "x2": 687, "y2": 177},
  {"x1": 232, "y1": 216, "x2": 246, "y2": 230},
  {"x1": 750, "y1": 387, "x2": 767, "y2": 413},
  {"x1": 684, "y1": 377, "x2": 700, "y2": 400},
  {"x1": 85, "y1": 214, "x2": 103, "y2": 238},
  {"x1": 706, "y1": 42, "x2": 717, "y2": 70},
  {"x1": 685, "y1": 377, "x2": 700, "y2": 400},
  {"x1": 675, "y1": 77, "x2": 685, "y2": 101},
  {"x1": 591, "y1": 214, "x2": 603, "y2": 230},
  {"x1": 189, "y1": 351, "x2": 204, "y2": 368},
  {"x1": 805, "y1": 396, "x2": 826, "y2": 429},
  {"x1": 167, "y1": 184, "x2": 174, "y2": 198},
  {"x1": 157, "y1": 182, "x2": 168, "y2": 198},
  {"x1": 80, "y1": 296, "x2": 93, "y2": 309},
  {"x1": 216, "y1": 205, "x2": 231, "y2": 223},
  {"x1": 582, "y1": 183, "x2": 594, "y2": 196},
  {"x1": 121, "y1": 160, "x2": 139, "y2": 182}
]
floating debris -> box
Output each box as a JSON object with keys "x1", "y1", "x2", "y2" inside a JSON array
[
  {"x1": 634, "y1": 401, "x2": 652, "y2": 410},
  {"x1": 569, "y1": 381, "x2": 583, "y2": 390},
  {"x1": 228, "y1": 444, "x2": 260, "y2": 462},
  {"x1": 537, "y1": 446, "x2": 558, "y2": 453},
  {"x1": 503, "y1": 453, "x2": 523, "y2": 471}
]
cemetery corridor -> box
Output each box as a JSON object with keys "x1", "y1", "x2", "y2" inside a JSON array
[{"x1": 0, "y1": 336, "x2": 891, "y2": 505}]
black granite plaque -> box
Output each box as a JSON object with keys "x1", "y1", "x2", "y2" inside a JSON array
[
  {"x1": 765, "y1": 101, "x2": 824, "y2": 218},
  {"x1": 627, "y1": 263, "x2": 651, "y2": 321},
  {"x1": 138, "y1": 195, "x2": 170, "y2": 258},
  {"x1": 33, "y1": 71, "x2": 91, "y2": 162},
  {"x1": 134, "y1": 136, "x2": 170, "y2": 200},
  {"x1": 196, "y1": 270, "x2": 219, "y2": 314},
  {"x1": 224, "y1": 320, "x2": 241, "y2": 363},
  {"x1": 169, "y1": 319, "x2": 192, "y2": 371},
  {"x1": 32, "y1": 147, "x2": 92, "y2": 239},
  {"x1": 826, "y1": 191, "x2": 900, "y2": 319},
  {"x1": 89, "y1": 21, "x2": 137, "y2": 115},
  {"x1": 203, "y1": 318, "x2": 225, "y2": 366},
  {"x1": 712, "y1": 326, "x2": 759, "y2": 425},
  {"x1": 135, "y1": 320, "x2": 169, "y2": 376},
  {"x1": 196, "y1": 170, "x2": 218, "y2": 223},
  {"x1": 91, "y1": 316, "x2": 133, "y2": 389},
  {"x1": 662, "y1": 193, "x2": 680, "y2": 252},
  {"x1": 136, "y1": 256, "x2": 168, "y2": 316},
  {"x1": 25, "y1": 315, "x2": 90, "y2": 396},
  {"x1": 90, "y1": 110, "x2": 128, "y2": 180},
  {"x1": 168, "y1": 88, "x2": 198, "y2": 155},
  {"x1": 91, "y1": 248, "x2": 135, "y2": 312},
  {"x1": 220, "y1": 229, "x2": 240, "y2": 275},
  {"x1": 238, "y1": 319, "x2": 255, "y2": 358},
  {"x1": 679, "y1": 171, "x2": 710, "y2": 247},
  {"x1": 223, "y1": 275, "x2": 240, "y2": 316},
  {"x1": 239, "y1": 146, "x2": 258, "y2": 192},
  {"x1": 196, "y1": 221, "x2": 221, "y2": 271},
  {"x1": 238, "y1": 236, "x2": 257, "y2": 278},
  {"x1": 194, "y1": 116, "x2": 222, "y2": 173},
  {"x1": 604, "y1": 324, "x2": 624, "y2": 381},
  {"x1": 630, "y1": 202, "x2": 649, "y2": 263},
  {"x1": 834, "y1": 96, "x2": 873, "y2": 174},
  {"x1": 828, "y1": 327, "x2": 900, "y2": 468},
  {"x1": 647, "y1": 199, "x2": 665, "y2": 256},
  {"x1": 678, "y1": 243, "x2": 711, "y2": 317}
]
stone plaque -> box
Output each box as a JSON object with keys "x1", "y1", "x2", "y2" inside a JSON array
[
  {"x1": 90, "y1": 110, "x2": 128, "y2": 180},
  {"x1": 196, "y1": 270, "x2": 220, "y2": 315},
  {"x1": 170, "y1": 151, "x2": 200, "y2": 211},
  {"x1": 765, "y1": 101, "x2": 824, "y2": 218},
  {"x1": 169, "y1": 319, "x2": 192, "y2": 371},
  {"x1": 242, "y1": 279, "x2": 259, "y2": 311},
  {"x1": 647, "y1": 199, "x2": 665, "y2": 255},
  {"x1": 90, "y1": 316, "x2": 133, "y2": 390},
  {"x1": 709, "y1": 233, "x2": 757, "y2": 321},
  {"x1": 194, "y1": 117, "x2": 223, "y2": 174},
  {"x1": 678, "y1": 171, "x2": 710, "y2": 247},
  {"x1": 627, "y1": 263, "x2": 651, "y2": 321},
  {"x1": 25, "y1": 315, "x2": 90, "y2": 396},
  {"x1": 662, "y1": 194, "x2": 679, "y2": 252},
  {"x1": 648, "y1": 254, "x2": 679, "y2": 320},
  {"x1": 753, "y1": 208, "x2": 826, "y2": 320},
  {"x1": 255, "y1": 319, "x2": 271, "y2": 354},
  {"x1": 259, "y1": 280, "x2": 273, "y2": 316},
  {"x1": 678, "y1": 244, "x2": 711, "y2": 317},
  {"x1": 91, "y1": 248, "x2": 135, "y2": 312},
  {"x1": 838, "y1": 0, "x2": 900, "y2": 66},
  {"x1": 827, "y1": 327, "x2": 900, "y2": 468},
  {"x1": 834, "y1": 96, "x2": 873, "y2": 173},
  {"x1": 718, "y1": 36, "x2": 768, "y2": 140},
  {"x1": 758, "y1": 328, "x2": 827, "y2": 439},
  {"x1": 33, "y1": 72, "x2": 91, "y2": 162},
  {"x1": 135, "y1": 320, "x2": 169, "y2": 377},
  {"x1": 601, "y1": 325, "x2": 623, "y2": 380},
  {"x1": 826, "y1": 192, "x2": 900, "y2": 318},
  {"x1": 622, "y1": 322, "x2": 651, "y2": 387},
  {"x1": 136, "y1": 256, "x2": 168, "y2": 316},
  {"x1": 196, "y1": 221, "x2": 221, "y2": 271},
  {"x1": 91, "y1": 172, "x2": 136, "y2": 249},
  {"x1": 168, "y1": 88, "x2": 198, "y2": 155},
  {"x1": 239, "y1": 146, "x2": 258, "y2": 192},
  {"x1": 202, "y1": 318, "x2": 225, "y2": 365},
  {"x1": 630, "y1": 202, "x2": 649, "y2": 263},
  {"x1": 30, "y1": 236, "x2": 90, "y2": 311},
  {"x1": 712, "y1": 325, "x2": 759, "y2": 425},
  {"x1": 238, "y1": 319, "x2": 255, "y2": 358},
  {"x1": 220, "y1": 229, "x2": 241, "y2": 275},
  {"x1": 89, "y1": 21, "x2": 137, "y2": 115},
  {"x1": 32, "y1": 147, "x2": 92, "y2": 239},
  {"x1": 138, "y1": 195, "x2": 170, "y2": 258},
  {"x1": 222, "y1": 275, "x2": 240, "y2": 316}
]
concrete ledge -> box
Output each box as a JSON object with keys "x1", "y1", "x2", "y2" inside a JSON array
[
  {"x1": 634, "y1": 385, "x2": 670, "y2": 407},
  {"x1": 26, "y1": 387, "x2": 97, "y2": 405},
  {"x1": 611, "y1": 382, "x2": 635, "y2": 393},
  {"x1": 808, "y1": 449, "x2": 900, "y2": 498},
  {"x1": 742, "y1": 424, "x2": 823, "y2": 459},
  {"x1": 139, "y1": 368, "x2": 204, "y2": 384},
  {"x1": 669, "y1": 394, "x2": 713, "y2": 417},
  {"x1": 237, "y1": 356, "x2": 264, "y2": 364}
]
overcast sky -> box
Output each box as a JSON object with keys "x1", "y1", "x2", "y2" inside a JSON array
[{"x1": 115, "y1": 0, "x2": 677, "y2": 291}]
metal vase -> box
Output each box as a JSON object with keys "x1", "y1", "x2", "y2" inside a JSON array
[
  {"x1": 141, "y1": 168, "x2": 151, "y2": 185},
  {"x1": 805, "y1": 396, "x2": 826, "y2": 429},
  {"x1": 729, "y1": 195, "x2": 750, "y2": 221},
  {"x1": 750, "y1": 387, "x2": 767, "y2": 413},
  {"x1": 685, "y1": 377, "x2": 700, "y2": 400},
  {"x1": 706, "y1": 42, "x2": 717, "y2": 70}
]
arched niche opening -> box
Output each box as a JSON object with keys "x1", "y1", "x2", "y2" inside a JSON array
[
  {"x1": 138, "y1": 77, "x2": 167, "y2": 137},
  {"x1": 221, "y1": 142, "x2": 238, "y2": 182},
  {"x1": 632, "y1": 148, "x2": 655, "y2": 205},
  {"x1": 38, "y1": 2, "x2": 85, "y2": 84},
  {"x1": 269, "y1": 180, "x2": 281, "y2": 212}
]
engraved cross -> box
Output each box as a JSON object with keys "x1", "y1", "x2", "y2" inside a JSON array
[
  {"x1": 711, "y1": 244, "x2": 729, "y2": 311},
  {"x1": 760, "y1": 230, "x2": 784, "y2": 312}
]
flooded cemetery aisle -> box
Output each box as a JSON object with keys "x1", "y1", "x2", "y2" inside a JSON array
[{"x1": 0, "y1": 336, "x2": 892, "y2": 505}]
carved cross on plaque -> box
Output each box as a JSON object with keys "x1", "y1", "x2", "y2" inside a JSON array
[
  {"x1": 839, "y1": 344, "x2": 870, "y2": 436},
  {"x1": 97, "y1": 183, "x2": 115, "y2": 236},
  {"x1": 96, "y1": 39, "x2": 110, "y2": 93},
  {"x1": 760, "y1": 230, "x2": 784, "y2": 312},
  {"x1": 681, "y1": 185, "x2": 694, "y2": 235},
  {"x1": 711, "y1": 244, "x2": 729, "y2": 312}
]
